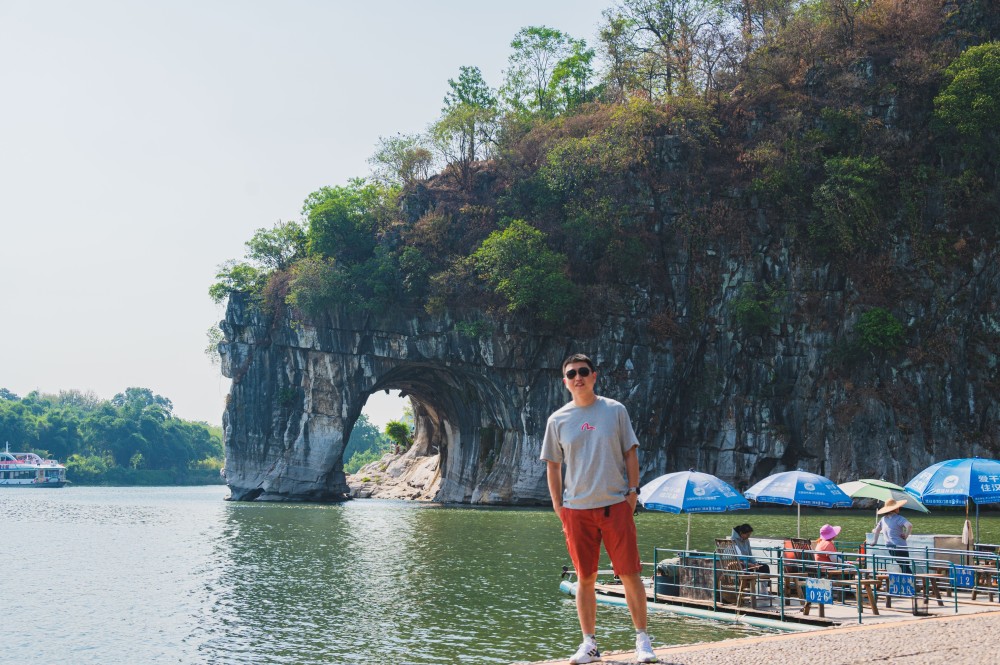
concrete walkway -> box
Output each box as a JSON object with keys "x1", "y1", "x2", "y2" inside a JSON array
[{"x1": 520, "y1": 610, "x2": 1000, "y2": 665}]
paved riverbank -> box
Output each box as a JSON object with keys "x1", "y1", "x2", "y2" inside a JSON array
[{"x1": 520, "y1": 610, "x2": 1000, "y2": 664}]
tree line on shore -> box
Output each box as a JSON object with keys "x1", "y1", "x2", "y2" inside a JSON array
[{"x1": 0, "y1": 387, "x2": 223, "y2": 485}]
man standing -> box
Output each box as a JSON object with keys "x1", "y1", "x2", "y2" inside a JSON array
[{"x1": 541, "y1": 354, "x2": 656, "y2": 664}]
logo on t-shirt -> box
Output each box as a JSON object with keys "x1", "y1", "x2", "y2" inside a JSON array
[{"x1": 581, "y1": 422, "x2": 596, "y2": 431}]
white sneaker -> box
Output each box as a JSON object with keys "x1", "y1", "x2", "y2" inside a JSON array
[
  {"x1": 635, "y1": 632, "x2": 657, "y2": 663},
  {"x1": 569, "y1": 639, "x2": 602, "y2": 664}
]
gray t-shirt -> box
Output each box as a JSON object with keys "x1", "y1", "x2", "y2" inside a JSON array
[
  {"x1": 873, "y1": 512, "x2": 912, "y2": 547},
  {"x1": 540, "y1": 395, "x2": 640, "y2": 510}
]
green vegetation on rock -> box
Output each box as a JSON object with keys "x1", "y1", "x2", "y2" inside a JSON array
[
  {"x1": 855, "y1": 307, "x2": 906, "y2": 354},
  {"x1": 208, "y1": 2, "x2": 999, "y2": 365},
  {"x1": 471, "y1": 220, "x2": 577, "y2": 325}
]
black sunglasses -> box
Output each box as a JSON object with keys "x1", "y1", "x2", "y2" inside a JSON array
[{"x1": 564, "y1": 367, "x2": 592, "y2": 379}]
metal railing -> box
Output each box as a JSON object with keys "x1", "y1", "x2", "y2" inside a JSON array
[
  {"x1": 839, "y1": 539, "x2": 1000, "y2": 602},
  {"x1": 646, "y1": 541, "x2": 1000, "y2": 624}
]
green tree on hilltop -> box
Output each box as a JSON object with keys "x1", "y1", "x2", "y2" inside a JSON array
[
  {"x1": 369, "y1": 133, "x2": 434, "y2": 188},
  {"x1": 504, "y1": 26, "x2": 579, "y2": 115},
  {"x1": 549, "y1": 38, "x2": 596, "y2": 111},
  {"x1": 305, "y1": 179, "x2": 392, "y2": 264},
  {"x1": 432, "y1": 65, "x2": 498, "y2": 187},
  {"x1": 245, "y1": 220, "x2": 307, "y2": 271},
  {"x1": 209, "y1": 220, "x2": 306, "y2": 304},
  {"x1": 600, "y1": 0, "x2": 730, "y2": 99},
  {"x1": 209, "y1": 261, "x2": 268, "y2": 304},
  {"x1": 282, "y1": 180, "x2": 403, "y2": 314}
]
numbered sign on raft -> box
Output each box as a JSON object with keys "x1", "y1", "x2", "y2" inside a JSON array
[
  {"x1": 888, "y1": 573, "x2": 915, "y2": 597},
  {"x1": 953, "y1": 566, "x2": 976, "y2": 588},
  {"x1": 804, "y1": 578, "x2": 832, "y2": 604}
]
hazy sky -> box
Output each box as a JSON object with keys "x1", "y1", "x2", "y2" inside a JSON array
[{"x1": 0, "y1": 0, "x2": 611, "y2": 426}]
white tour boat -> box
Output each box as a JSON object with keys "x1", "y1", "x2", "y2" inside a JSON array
[{"x1": 0, "y1": 443, "x2": 67, "y2": 487}]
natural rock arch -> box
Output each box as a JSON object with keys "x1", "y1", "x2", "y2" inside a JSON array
[
  {"x1": 360, "y1": 361, "x2": 531, "y2": 503},
  {"x1": 219, "y1": 294, "x2": 585, "y2": 503}
]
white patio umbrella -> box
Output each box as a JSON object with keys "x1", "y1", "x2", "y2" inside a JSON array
[{"x1": 838, "y1": 478, "x2": 930, "y2": 525}]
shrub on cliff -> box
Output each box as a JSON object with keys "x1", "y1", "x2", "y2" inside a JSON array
[
  {"x1": 285, "y1": 256, "x2": 344, "y2": 316},
  {"x1": 471, "y1": 219, "x2": 577, "y2": 326},
  {"x1": 809, "y1": 155, "x2": 888, "y2": 259},
  {"x1": 731, "y1": 283, "x2": 782, "y2": 335},
  {"x1": 934, "y1": 41, "x2": 1000, "y2": 148},
  {"x1": 933, "y1": 41, "x2": 1000, "y2": 225},
  {"x1": 855, "y1": 307, "x2": 906, "y2": 354}
]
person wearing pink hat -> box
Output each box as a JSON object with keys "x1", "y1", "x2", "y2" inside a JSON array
[{"x1": 814, "y1": 524, "x2": 842, "y2": 565}]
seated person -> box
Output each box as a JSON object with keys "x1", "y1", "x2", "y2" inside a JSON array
[
  {"x1": 731, "y1": 523, "x2": 770, "y2": 574},
  {"x1": 813, "y1": 524, "x2": 843, "y2": 567}
]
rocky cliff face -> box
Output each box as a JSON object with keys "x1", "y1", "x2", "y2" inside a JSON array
[{"x1": 220, "y1": 230, "x2": 999, "y2": 503}]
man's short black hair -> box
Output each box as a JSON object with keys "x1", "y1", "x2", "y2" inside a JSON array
[{"x1": 562, "y1": 354, "x2": 595, "y2": 372}]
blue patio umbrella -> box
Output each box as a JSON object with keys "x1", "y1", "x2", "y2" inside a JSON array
[
  {"x1": 744, "y1": 469, "x2": 852, "y2": 537},
  {"x1": 639, "y1": 470, "x2": 750, "y2": 551},
  {"x1": 904, "y1": 457, "x2": 1000, "y2": 542}
]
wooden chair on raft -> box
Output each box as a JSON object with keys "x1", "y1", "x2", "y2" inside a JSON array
[
  {"x1": 715, "y1": 538, "x2": 768, "y2": 606},
  {"x1": 781, "y1": 537, "x2": 815, "y2": 601}
]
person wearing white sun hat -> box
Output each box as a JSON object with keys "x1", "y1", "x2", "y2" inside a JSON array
[{"x1": 868, "y1": 498, "x2": 913, "y2": 574}]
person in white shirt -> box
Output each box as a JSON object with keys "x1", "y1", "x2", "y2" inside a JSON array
[{"x1": 869, "y1": 498, "x2": 913, "y2": 574}]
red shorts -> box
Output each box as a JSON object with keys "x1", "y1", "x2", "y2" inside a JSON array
[{"x1": 560, "y1": 501, "x2": 641, "y2": 578}]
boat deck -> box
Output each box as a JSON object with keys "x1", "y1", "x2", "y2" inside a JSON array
[{"x1": 596, "y1": 578, "x2": 1000, "y2": 627}]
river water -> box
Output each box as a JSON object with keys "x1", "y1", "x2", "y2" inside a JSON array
[{"x1": 3, "y1": 486, "x2": 994, "y2": 664}]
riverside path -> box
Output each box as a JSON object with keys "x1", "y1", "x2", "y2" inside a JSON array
[{"x1": 516, "y1": 610, "x2": 1000, "y2": 665}]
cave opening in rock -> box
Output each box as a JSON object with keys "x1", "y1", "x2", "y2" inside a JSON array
[
  {"x1": 340, "y1": 389, "x2": 410, "y2": 473},
  {"x1": 343, "y1": 362, "x2": 520, "y2": 503}
]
